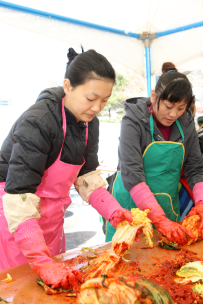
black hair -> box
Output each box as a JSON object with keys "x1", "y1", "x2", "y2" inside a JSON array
[
  {"x1": 155, "y1": 71, "x2": 195, "y2": 110},
  {"x1": 64, "y1": 47, "x2": 116, "y2": 87}
]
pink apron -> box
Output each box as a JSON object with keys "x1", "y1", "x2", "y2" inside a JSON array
[{"x1": 0, "y1": 98, "x2": 88, "y2": 270}]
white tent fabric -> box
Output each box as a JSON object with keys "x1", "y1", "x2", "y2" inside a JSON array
[
  {"x1": 0, "y1": 6, "x2": 144, "y2": 74},
  {"x1": 1, "y1": 0, "x2": 203, "y2": 75},
  {"x1": 151, "y1": 27, "x2": 203, "y2": 75}
]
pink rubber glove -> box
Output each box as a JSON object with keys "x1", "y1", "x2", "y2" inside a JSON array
[
  {"x1": 14, "y1": 219, "x2": 83, "y2": 289},
  {"x1": 130, "y1": 182, "x2": 195, "y2": 245},
  {"x1": 186, "y1": 201, "x2": 203, "y2": 236},
  {"x1": 193, "y1": 182, "x2": 203, "y2": 204},
  {"x1": 89, "y1": 188, "x2": 142, "y2": 240},
  {"x1": 186, "y1": 182, "x2": 203, "y2": 236},
  {"x1": 89, "y1": 187, "x2": 132, "y2": 224}
]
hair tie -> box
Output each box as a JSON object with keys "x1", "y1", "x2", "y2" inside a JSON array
[{"x1": 167, "y1": 70, "x2": 175, "y2": 73}]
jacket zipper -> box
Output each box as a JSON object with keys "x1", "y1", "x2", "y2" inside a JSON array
[{"x1": 157, "y1": 134, "x2": 164, "y2": 141}]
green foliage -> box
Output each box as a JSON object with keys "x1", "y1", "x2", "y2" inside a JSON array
[{"x1": 105, "y1": 72, "x2": 128, "y2": 111}]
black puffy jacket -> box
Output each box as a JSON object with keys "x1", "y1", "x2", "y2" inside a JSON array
[{"x1": 0, "y1": 87, "x2": 99, "y2": 194}]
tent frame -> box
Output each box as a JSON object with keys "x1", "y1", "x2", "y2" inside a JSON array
[{"x1": 1, "y1": 0, "x2": 203, "y2": 96}]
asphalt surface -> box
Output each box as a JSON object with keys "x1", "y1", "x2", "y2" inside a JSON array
[{"x1": 64, "y1": 188, "x2": 106, "y2": 251}]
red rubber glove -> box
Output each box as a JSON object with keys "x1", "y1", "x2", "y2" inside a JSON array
[
  {"x1": 14, "y1": 219, "x2": 83, "y2": 289},
  {"x1": 33, "y1": 262, "x2": 83, "y2": 289},
  {"x1": 109, "y1": 209, "x2": 142, "y2": 241},
  {"x1": 134, "y1": 227, "x2": 143, "y2": 242},
  {"x1": 109, "y1": 208, "x2": 133, "y2": 228},
  {"x1": 155, "y1": 217, "x2": 195, "y2": 245},
  {"x1": 186, "y1": 201, "x2": 203, "y2": 236},
  {"x1": 130, "y1": 182, "x2": 195, "y2": 245}
]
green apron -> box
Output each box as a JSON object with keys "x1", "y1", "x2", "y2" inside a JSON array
[{"x1": 106, "y1": 114, "x2": 185, "y2": 242}]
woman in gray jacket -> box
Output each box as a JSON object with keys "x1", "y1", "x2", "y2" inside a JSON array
[{"x1": 106, "y1": 71, "x2": 203, "y2": 245}]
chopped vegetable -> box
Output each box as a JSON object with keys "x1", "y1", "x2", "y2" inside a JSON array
[
  {"x1": 158, "y1": 237, "x2": 180, "y2": 250},
  {"x1": 193, "y1": 283, "x2": 203, "y2": 296},
  {"x1": 81, "y1": 247, "x2": 97, "y2": 254},
  {"x1": 0, "y1": 297, "x2": 11, "y2": 303},
  {"x1": 112, "y1": 208, "x2": 153, "y2": 256},
  {"x1": 87, "y1": 255, "x2": 98, "y2": 259},
  {"x1": 175, "y1": 261, "x2": 203, "y2": 284},
  {"x1": 82, "y1": 250, "x2": 122, "y2": 281},
  {"x1": 81, "y1": 208, "x2": 153, "y2": 281},
  {"x1": 182, "y1": 215, "x2": 202, "y2": 245},
  {"x1": 77, "y1": 274, "x2": 174, "y2": 304},
  {"x1": 1, "y1": 274, "x2": 12, "y2": 283}
]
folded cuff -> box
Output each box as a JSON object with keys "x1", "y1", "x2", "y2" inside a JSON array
[
  {"x1": 75, "y1": 170, "x2": 106, "y2": 202},
  {"x1": 3, "y1": 193, "x2": 41, "y2": 234}
]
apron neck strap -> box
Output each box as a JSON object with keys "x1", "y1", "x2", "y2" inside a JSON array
[
  {"x1": 149, "y1": 109, "x2": 184, "y2": 143},
  {"x1": 149, "y1": 113, "x2": 155, "y2": 142},
  {"x1": 58, "y1": 98, "x2": 89, "y2": 160},
  {"x1": 175, "y1": 120, "x2": 184, "y2": 143},
  {"x1": 85, "y1": 122, "x2": 88, "y2": 147},
  {"x1": 57, "y1": 97, "x2": 67, "y2": 160}
]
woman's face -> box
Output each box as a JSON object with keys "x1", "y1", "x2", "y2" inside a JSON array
[
  {"x1": 151, "y1": 91, "x2": 187, "y2": 126},
  {"x1": 63, "y1": 78, "x2": 113, "y2": 122}
]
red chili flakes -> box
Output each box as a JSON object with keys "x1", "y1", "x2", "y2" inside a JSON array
[
  {"x1": 113, "y1": 241, "x2": 128, "y2": 255},
  {"x1": 141, "y1": 250, "x2": 203, "y2": 304},
  {"x1": 63, "y1": 255, "x2": 88, "y2": 267},
  {"x1": 141, "y1": 246, "x2": 157, "y2": 249}
]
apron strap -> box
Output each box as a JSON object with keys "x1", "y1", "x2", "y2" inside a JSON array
[
  {"x1": 57, "y1": 97, "x2": 67, "y2": 160},
  {"x1": 149, "y1": 112, "x2": 155, "y2": 142},
  {"x1": 149, "y1": 109, "x2": 184, "y2": 143},
  {"x1": 85, "y1": 122, "x2": 88, "y2": 147},
  {"x1": 58, "y1": 98, "x2": 89, "y2": 160},
  {"x1": 175, "y1": 120, "x2": 184, "y2": 143}
]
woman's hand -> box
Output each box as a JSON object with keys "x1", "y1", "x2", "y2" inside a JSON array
[
  {"x1": 33, "y1": 261, "x2": 83, "y2": 289},
  {"x1": 186, "y1": 201, "x2": 203, "y2": 235},
  {"x1": 14, "y1": 219, "x2": 83, "y2": 290},
  {"x1": 109, "y1": 209, "x2": 133, "y2": 228},
  {"x1": 109, "y1": 209, "x2": 142, "y2": 241},
  {"x1": 155, "y1": 217, "x2": 195, "y2": 245}
]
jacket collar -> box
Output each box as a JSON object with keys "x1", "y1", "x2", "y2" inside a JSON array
[
  {"x1": 64, "y1": 107, "x2": 87, "y2": 128},
  {"x1": 35, "y1": 86, "x2": 87, "y2": 128}
]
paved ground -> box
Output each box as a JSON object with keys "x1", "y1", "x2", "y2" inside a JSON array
[{"x1": 64, "y1": 187, "x2": 106, "y2": 251}]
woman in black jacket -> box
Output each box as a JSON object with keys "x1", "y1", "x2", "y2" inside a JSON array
[{"x1": 0, "y1": 48, "x2": 133, "y2": 289}]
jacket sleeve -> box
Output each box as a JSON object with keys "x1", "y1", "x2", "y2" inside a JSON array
[
  {"x1": 198, "y1": 128, "x2": 203, "y2": 154},
  {"x1": 119, "y1": 115, "x2": 146, "y2": 192},
  {"x1": 184, "y1": 127, "x2": 203, "y2": 190},
  {"x1": 4, "y1": 116, "x2": 52, "y2": 194},
  {"x1": 78, "y1": 118, "x2": 99, "y2": 176}
]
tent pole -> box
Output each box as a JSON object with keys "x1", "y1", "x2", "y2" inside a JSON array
[
  {"x1": 145, "y1": 38, "x2": 151, "y2": 97},
  {"x1": 156, "y1": 20, "x2": 203, "y2": 38},
  {"x1": 0, "y1": 1, "x2": 140, "y2": 38}
]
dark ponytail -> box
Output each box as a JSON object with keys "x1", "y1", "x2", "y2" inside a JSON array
[
  {"x1": 66, "y1": 48, "x2": 80, "y2": 66},
  {"x1": 65, "y1": 47, "x2": 115, "y2": 87},
  {"x1": 155, "y1": 72, "x2": 195, "y2": 110}
]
